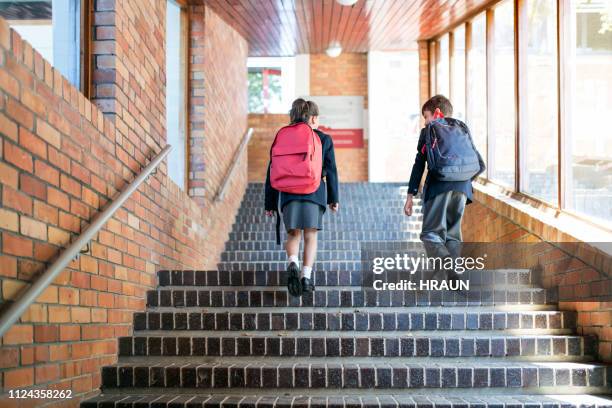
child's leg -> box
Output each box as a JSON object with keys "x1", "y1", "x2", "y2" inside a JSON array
[
  {"x1": 302, "y1": 228, "x2": 318, "y2": 279},
  {"x1": 285, "y1": 229, "x2": 301, "y2": 263},
  {"x1": 444, "y1": 191, "x2": 467, "y2": 254},
  {"x1": 420, "y1": 192, "x2": 451, "y2": 258}
]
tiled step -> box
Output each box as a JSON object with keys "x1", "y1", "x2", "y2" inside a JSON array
[
  {"x1": 81, "y1": 392, "x2": 612, "y2": 408},
  {"x1": 132, "y1": 309, "x2": 575, "y2": 332},
  {"x1": 228, "y1": 222, "x2": 423, "y2": 232},
  {"x1": 99, "y1": 358, "x2": 610, "y2": 391},
  {"x1": 228, "y1": 231, "x2": 419, "y2": 241},
  {"x1": 233, "y1": 214, "x2": 424, "y2": 223},
  {"x1": 236, "y1": 207, "x2": 423, "y2": 216},
  {"x1": 117, "y1": 332, "x2": 594, "y2": 359},
  {"x1": 224, "y1": 240, "x2": 364, "y2": 251},
  {"x1": 145, "y1": 287, "x2": 551, "y2": 309},
  {"x1": 157, "y1": 269, "x2": 533, "y2": 288}
]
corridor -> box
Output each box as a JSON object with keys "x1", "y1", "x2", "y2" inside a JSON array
[{"x1": 0, "y1": 0, "x2": 609, "y2": 407}]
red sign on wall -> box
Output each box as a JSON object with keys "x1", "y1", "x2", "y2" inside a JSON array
[
  {"x1": 308, "y1": 96, "x2": 365, "y2": 149},
  {"x1": 318, "y1": 126, "x2": 364, "y2": 148}
]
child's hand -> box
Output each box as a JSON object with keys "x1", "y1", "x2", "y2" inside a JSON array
[
  {"x1": 329, "y1": 203, "x2": 339, "y2": 213},
  {"x1": 404, "y1": 196, "x2": 413, "y2": 216},
  {"x1": 265, "y1": 210, "x2": 275, "y2": 217}
]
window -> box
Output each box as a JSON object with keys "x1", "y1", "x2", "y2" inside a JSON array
[
  {"x1": 0, "y1": 0, "x2": 86, "y2": 91},
  {"x1": 437, "y1": 34, "x2": 450, "y2": 96},
  {"x1": 522, "y1": 0, "x2": 558, "y2": 203},
  {"x1": 166, "y1": 0, "x2": 187, "y2": 189},
  {"x1": 248, "y1": 68, "x2": 282, "y2": 113},
  {"x1": 467, "y1": 14, "x2": 488, "y2": 170},
  {"x1": 248, "y1": 57, "x2": 296, "y2": 114},
  {"x1": 452, "y1": 25, "x2": 466, "y2": 122},
  {"x1": 490, "y1": 0, "x2": 516, "y2": 187},
  {"x1": 564, "y1": 0, "x2": 612, "y2": 223}
]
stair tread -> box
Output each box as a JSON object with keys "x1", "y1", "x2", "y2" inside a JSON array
[
  {"x1": 82, "y1": 392, "x2": 612, "y2": 407},
  {"x1": 108, "y1": 356, "x2": 608, "y2": 367},
  {"x1": 127, "y1": 330, "x2": 579, "y2": 337}
]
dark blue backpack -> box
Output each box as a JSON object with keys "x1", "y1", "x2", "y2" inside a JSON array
[{"x1": 423, "y1": 118, "x2": 483, "y2": 181}]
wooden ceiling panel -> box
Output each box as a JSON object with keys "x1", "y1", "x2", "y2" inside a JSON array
[{"x1": 204, "y1": 0, "x2": 496, "y2": 56}]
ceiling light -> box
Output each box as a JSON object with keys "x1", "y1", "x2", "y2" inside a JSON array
[
  {"x1": 326, "y1": 42, "x2": 342, "y2": 58},
  {"x1": 336, "y1": 0, "x2": 359, "y2": 6}
]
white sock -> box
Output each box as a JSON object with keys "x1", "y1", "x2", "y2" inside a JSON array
[
  {"x1": 288, "y1": 255, "x2": 299, "y2": 267},
  {"x1": 302, "y1": 266, "x2": 312, "y2": 279}
]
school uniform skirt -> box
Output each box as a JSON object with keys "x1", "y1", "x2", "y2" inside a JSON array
[{"x1": 282, "y1": 200, "x2": 324, "y2": 231}]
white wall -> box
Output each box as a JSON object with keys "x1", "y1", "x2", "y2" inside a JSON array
[{"x1": 368, "y1": 51, "x2": 421, "y2": 182}]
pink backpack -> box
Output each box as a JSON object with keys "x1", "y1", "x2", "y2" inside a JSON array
[{"x1": 270, "y1": 122, "x2": 323, "y2": 194}]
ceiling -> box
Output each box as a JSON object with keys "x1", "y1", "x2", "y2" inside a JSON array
[{"x1": 205, "y1": 0, "x2": 494, "y2": 56}]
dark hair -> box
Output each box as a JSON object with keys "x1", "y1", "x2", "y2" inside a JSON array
[
  {"x1": 422, "y1": 94, "x2": 453, "y2": 117},
  {"x1": 289, "y1": 98, "x2": 310, "y2": 124},
  {"x1": 307, "y1": 100, "x2": 319, "y2": 117}
]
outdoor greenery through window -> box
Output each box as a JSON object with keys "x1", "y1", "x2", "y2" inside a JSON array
[{"x1": 248, "y1": 67, "x2": 282, "y2": 113}]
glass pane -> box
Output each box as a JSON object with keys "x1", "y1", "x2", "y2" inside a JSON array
[
  {"x1": 491, "y1": 0, "x2": 516, "y2": 187},
  {"x1": 248, "y1": 67, "x2": 283, "y2": 113},
  {"x1": 566, "y1": 0, "x2": 612, "y2": 223},
  {"x1": 452, "y1": 25, "x2": 466, "y2": 122},
  {"x1": 467, "y1": 14, "x2": 488, "y2": 169},
  {"x1": 437, "y1": 34, "x2": 450, "y2": 96},
  {"x1": 522, "y1": 0, "x2": 558, "y2": 203},
  {"x1": 0, "y1": 0, "x2": 80, "y2": 86},
  {"x1": 166, "y1": 1, "x2": 185, "y2": 189}
]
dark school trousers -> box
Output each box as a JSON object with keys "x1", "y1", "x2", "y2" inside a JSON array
[{"x1": 420, "y1": 190, "x2": 467, "y2": 260}]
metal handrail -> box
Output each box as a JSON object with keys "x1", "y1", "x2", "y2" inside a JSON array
[
  {"x1": 214, "y1": 128, "x2": 253, "y2": 202},
  {"x1": 0, "y1": 145, "x2": 172, "y2": 338}
]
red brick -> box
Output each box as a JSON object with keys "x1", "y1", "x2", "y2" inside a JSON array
[
  {"x1": 34, "y1": 159, "x2": 60, "y2": 186},
  {"x1": 4, "y1": 367, "x2": 34, "y2": 388},
  {"x1": 0, "y1": 348, "x2": 19, "y2": 369},
  {"x1": 20, "y1": 216, "x2": 47, "y2": 240},
  {"x1": 33, "y1": 200, "x2": 59, "y2": 225},
  {"x1": 2, "y1": 233, "x2": 33, "y2": 257},
  {"x1": 20, "y1": 173, "x2": 47, "y2": 201},
  {"x1": 47, "y1": 187, "x2": 70, "y2": 211},
  {"x1": 4, "y1": 140, "x2": 33, "y2": 172},
  {"x1": 60, "y1": 174, "x2": 82, "y2": 198},
  {"x1": 35, "y1": 363, "x2": 60, "y2": 383},
  {"x1": 0, "y1": 162, "x2": 19, "y2": 188},
  {"x1": 0, "y1": 112, "x2": 18, "y2": 141},
  {"x1": 6, "y1": 97, "x2": 34, "y2": 129},
  {"x1": 34, "y1": 325, "x2": 59, "y2": 343},
  {"x1": 3, "y1": 324, "x2": 33, "y2": 345},
  {"x1": 59, "y1": 325, "x2": 80, "y2": 342},
  {"x1": 18, "y1": 126, "x2": 47, "y2": 159},
  {"x1": 36, "y1": 120, "x2": 62, "y2": 149}
]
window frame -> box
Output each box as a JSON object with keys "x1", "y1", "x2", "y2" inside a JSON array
[
  {"x1": 165, "y1": 0, "x2": 190, "y2": 191},
  {"x1": 425, "y1": 0, "x2": 612, "y2": 232}
]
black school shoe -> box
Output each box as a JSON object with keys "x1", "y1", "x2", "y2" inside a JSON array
[
  {"x1": 301, "y1": 277, "x2": 315, "y2": 294},
  {"x1": 286, "y1": 262, "x2": 303, "y2": 297}
]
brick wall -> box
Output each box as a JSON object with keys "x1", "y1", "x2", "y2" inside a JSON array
[
  {"x1": 310, "y1": 53, "x2": 369, "y2": 110},
  {"x1": 248, "y1": 52, "x2": 369, "y2": 183},
  {"x1": 463, "y1": 185, "x2": 612, "y2": 361},
  {"x1": 247, "y1": 113, "x2": 288, "y2": 182},
  {"x1": 310, "y1": 53, "x2": 368, "y2": 182},
  {"x1": 0, "y1": 1, "x2": 249, "y2": 405},
  {"x1": 187, "y1": 3, "x2": 248, "y2": 268},
  {"x1": 247, "y1": 114, "x2": 369, "y2": 184}
]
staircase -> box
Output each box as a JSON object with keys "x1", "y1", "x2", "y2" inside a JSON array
[{"x1": 82, "y1": 183, "x2": 612, "y2": 407}]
